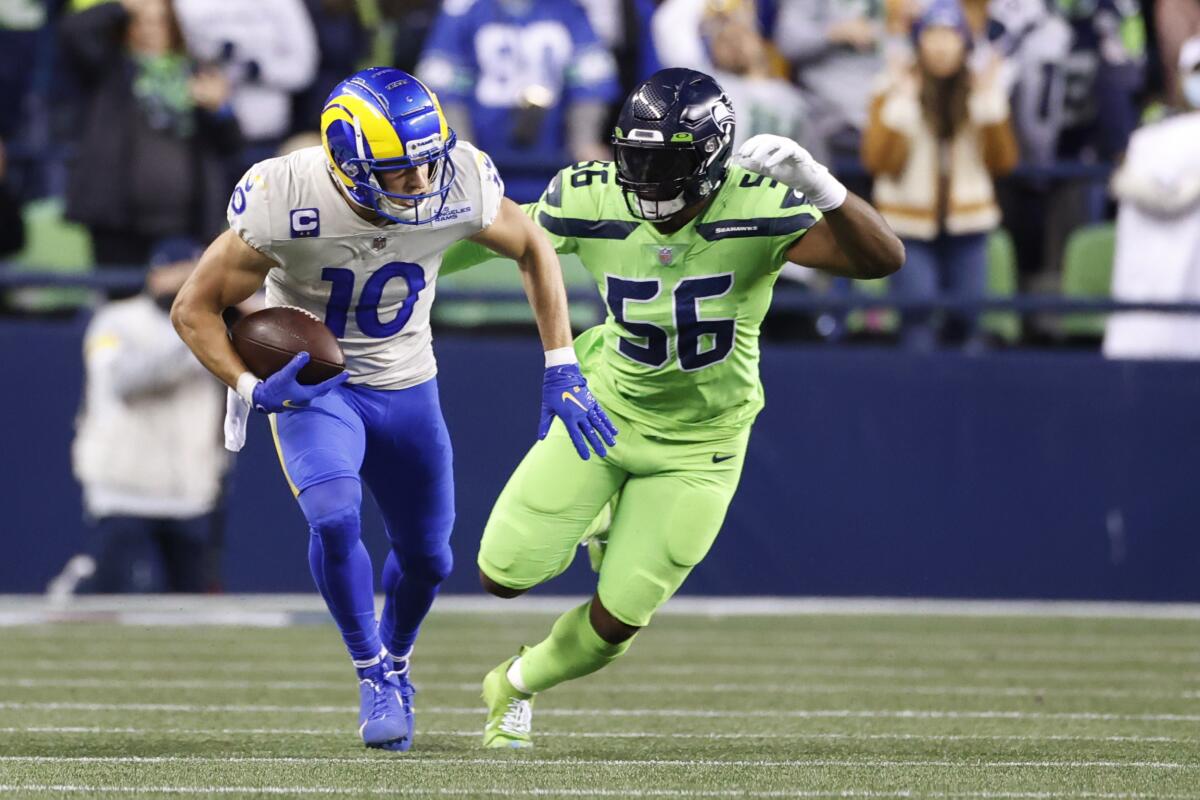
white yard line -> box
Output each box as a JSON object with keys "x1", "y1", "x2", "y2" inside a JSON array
[
  {"x1": 5, "y1": 644, "x2": 1197, "y2": 667},
  {"x1": 2, "y1": 659, "x2": 1194, "y2": 686},
  {"x1": 0, "y1": 755, "x2": 1195, "y2": 769},
  {"x1": 4, "y1": 594, "x2": 1200, "y2": 621},
  {"x1": 0, "y1": 786, "x2": 1194, "y2": 799},
  {"x1": 0, "y1": 726, "x2": 1187, "y2": 744},
  {"x1": 2, "y1": 701, "x2": 1199, "y2": 723},
  {"x1": 1, "y1": 676, "x2": 1195, "y2": 700}
]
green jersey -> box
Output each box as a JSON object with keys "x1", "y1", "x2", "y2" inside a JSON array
[{"x1": 447, "y1": 160, "x2": 823, "y2": 439}]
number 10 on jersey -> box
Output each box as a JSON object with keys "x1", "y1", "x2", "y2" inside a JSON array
[{"x1": 321, "y1": 262, "x2": 426, "y2": 338}]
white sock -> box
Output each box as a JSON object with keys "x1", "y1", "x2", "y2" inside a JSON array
[{"x1": 506, "y1": 657, "x2": 530, "y2": 694}]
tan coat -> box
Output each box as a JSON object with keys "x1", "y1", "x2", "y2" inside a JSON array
[{"x1": 861, "y1": 71, "x2": 1019, "y2": 240}]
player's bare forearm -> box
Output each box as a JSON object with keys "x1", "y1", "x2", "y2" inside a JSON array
[
  {"x1": 786, "y1": 192, "x2": 905, "y2": 279},
  {"x1": 470, "y1": 198, "x2": 573, "y2": 351},
  {"x1": 171, "y1": 229, "x2": 273, "y2": 389}
]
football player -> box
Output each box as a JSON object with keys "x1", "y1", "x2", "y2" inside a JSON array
[
  {"x1": 171, "y1": 67, "x2": 616, "y2": 752},
  {"x1": 441, "y1": 68, "x2": 904, "y2": 748}
]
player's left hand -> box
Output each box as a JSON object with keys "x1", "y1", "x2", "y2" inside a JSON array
[
  {"x1": 540, "y1": 364, "x2": 618, "y2": 460},
  {"x1": 733, "y1": 134, "x2": 848, "y2": 212}
]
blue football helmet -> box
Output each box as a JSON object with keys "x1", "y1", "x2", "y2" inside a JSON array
[{"x1": 321, "y1": 67, "x2": 458, "y2": 225}]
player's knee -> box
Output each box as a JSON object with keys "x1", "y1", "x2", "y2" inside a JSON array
[
  {"x1": 298, "y1": 477, "x2": 363, "y2": 560},
  {"x1": 479, "y1": 568, "x2": 527, "y2": 599},
  {"x1": 404, "y1": 547, "x2": 454, "y2": 586},
  {"x1": 590, "y1": 594, "x2": 641, "y2": 645}
]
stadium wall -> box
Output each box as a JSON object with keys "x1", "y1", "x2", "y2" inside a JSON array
[{"x1": 6, "y1": 319, "x2": 1200, "y2": 600}]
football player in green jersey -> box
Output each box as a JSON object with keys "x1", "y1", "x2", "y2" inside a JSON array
[{"x1": 443, "y1": 68, "x2": 905, "y2": 748}]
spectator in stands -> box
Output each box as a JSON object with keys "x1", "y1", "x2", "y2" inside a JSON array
[
  {"x1": 1157, "y1": 0, "x2": 1200, "y2": 108},
  {"x1": 862, "y1": 0, "x2": 1018, "y2": 350},
  {"x1": 171, "y1": 0, "x2": 318, "y2": 170},
  {"x1": 773, "y1": 0, "x2": 889, "y2": 172},
  {"x1": 1103, "y1": 36, "x2": 1200, "y2": 360},
  {"x1": 577, "y1": 0, "x2": 662, "y2": 134},
  {"x1": 60, "y1": 0, "x2": 241, "y2": 271},
  {"x1": 417, "y1": 0, "x2": 619, "y2": 203},
  {"x1": 706, "y1": 4, "x2": 825, "y2": 161},
  {"x1": 292, "y1": 0, "x2": 368, "y2": 131},
  {"x1": 379, "y1": 0, "x2": 443, "y2": 74},
  {"x1": 71, "y1": 238, "x2": 229, "y2": 593}
]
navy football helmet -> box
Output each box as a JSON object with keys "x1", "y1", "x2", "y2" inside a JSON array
[{"x1": 612, "y1": 68, "x2": 736, "y2": 221}]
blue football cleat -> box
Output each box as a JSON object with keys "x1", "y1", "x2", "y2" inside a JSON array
[
  {"x1": 357, "y1": 661, "x2": 410, "y2": 751},
  {"x1": 394, "y1": 668, "x2": 416, "y2": 748}
]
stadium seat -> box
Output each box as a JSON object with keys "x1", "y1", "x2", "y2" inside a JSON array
[
  {"x1": 433, "y1": 253, "x2": 603, "y2": 330},
  {"x1": 982, "y1": 227, "x2": 1020, "y2": 343},
  {"x1": 1059, "y1": 222, "x2": 1116, "y2": 339},
  {"x1": 6, "y1": 198, "x2": 94, "y2": 312}
]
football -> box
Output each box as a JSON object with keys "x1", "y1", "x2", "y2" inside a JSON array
[{"x1": 230, "y1": 306, "x2": 344, "y2": 384}]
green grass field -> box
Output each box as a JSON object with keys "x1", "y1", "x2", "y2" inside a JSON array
[{"x1": 0, "y1": 600, "x2": 1198, "y2": 799}]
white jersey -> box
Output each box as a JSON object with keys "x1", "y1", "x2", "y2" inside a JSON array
[{"x1": 228, "y1": 142, "x2": 503, "y2": 389}]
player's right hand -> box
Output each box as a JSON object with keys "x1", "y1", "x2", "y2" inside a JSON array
[
  {"x1": 248, "y1": 352, "x2": 349, "y2": 414},
  {"x1": 540, "y1": 364, "x2": 619, "y2": 461}
]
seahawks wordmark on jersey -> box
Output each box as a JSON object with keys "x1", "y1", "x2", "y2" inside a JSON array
[{"x1": 228, "y1": 142, "x2": 503, "y2": 390}]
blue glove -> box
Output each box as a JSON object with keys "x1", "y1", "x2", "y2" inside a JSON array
[
  {"x1": 540, "y1": 364, "x2": 618, "y2": 460},
  {"x1": 250, "y1": 352, "x2": 349, "y2": 413}
]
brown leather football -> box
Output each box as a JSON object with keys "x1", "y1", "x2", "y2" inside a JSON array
[{"x1": 230, "y1": 306, "x2": 344, "y2": 385}]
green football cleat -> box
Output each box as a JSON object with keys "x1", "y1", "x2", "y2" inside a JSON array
[{"x1": 482, "y1": 655, "x2": 535, "y2": 749}]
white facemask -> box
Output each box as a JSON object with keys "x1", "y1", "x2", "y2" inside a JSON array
[
  {"x1": 633, "y1": 192, "x2": 688, "y2": 221},
  {"x1": 1185, "y1": 73, "x2": 1200, "y2": 111}
]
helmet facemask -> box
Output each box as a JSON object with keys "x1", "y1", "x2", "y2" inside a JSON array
[
  {"x1": 330, "y1": 115, "x2": 459, "y2": 225},
  {"x1": 614, "y1": 132, "x2": 730, "y2": 222}
]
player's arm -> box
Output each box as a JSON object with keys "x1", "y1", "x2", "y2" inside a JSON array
[
  {"x1": 470, "y1": 196, "x2": 574, "y2": 352},
  {"x1": 734, "y1": 135, "x2": 905, "y2": 279},
  {"x1": 468, "y1": 196, "x2": 618, "y2": 460},
  {"x1": 785, "y1": 193, "x2": 905, "y2": 279},
  {"x1": 171, "y1": 229, "x2": 273, "y2": 390}
]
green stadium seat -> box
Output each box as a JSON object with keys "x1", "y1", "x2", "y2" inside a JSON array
[
  {"x1": 1059, "y1": 222, "x2": 1116, "y2": 339},
  {"x1": 7, "y1": 198, "x2": 94, "y2": 312},
  {"x1": 433, "y1": 253, "x2": 603, "y2": 330},
  {"x1": 982, "y1": 227, "x2": 1020, "y2": 343}
]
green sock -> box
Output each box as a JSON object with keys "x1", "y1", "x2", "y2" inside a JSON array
[{"x1": 517, "y1": 601, "x2": 633, "y2": 694}]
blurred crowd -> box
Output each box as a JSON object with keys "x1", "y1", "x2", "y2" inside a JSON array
[
  {"x1": 0, "y1": 0, "x2": 1192, "y2": 593},
  {"x1": 0, "y1": 0, "x2": 1195, "y2": 351}
]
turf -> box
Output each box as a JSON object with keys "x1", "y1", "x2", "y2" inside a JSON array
[{"x1": 0, "y1": 606, "x2": 1197, "y2": 798}]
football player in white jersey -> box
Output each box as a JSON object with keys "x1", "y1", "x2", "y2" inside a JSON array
[{"x1": 171, "y1": 67, "x2": 617, "y2": 752}]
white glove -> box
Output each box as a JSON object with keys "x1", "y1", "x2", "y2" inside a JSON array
[{"x1": 733, "y1": 134, "x2": 848, "y2": 212}]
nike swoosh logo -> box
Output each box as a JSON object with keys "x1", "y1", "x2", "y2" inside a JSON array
[
  {"x1": 561, "y1": 391, "x2": 588, "y2": 412},
  {"x1": 712, "y1": 454, "x2": 736, "y2": 463},
  {"x1": 282, "y1": 400, "x2": 299, "y2": 408}
]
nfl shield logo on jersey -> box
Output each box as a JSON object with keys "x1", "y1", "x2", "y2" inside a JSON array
[
  {"x1": 371, "y1": 236, "x2": 387, "y2": 252},
  {"x1": 657, "y1": 247, "x2": 674, "y2": 266}
]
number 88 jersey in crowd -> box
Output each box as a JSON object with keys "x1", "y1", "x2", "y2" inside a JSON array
[
  {"x1": 530, "y1": 159, "x2": 821, "y2": 440},
  {"x1": 227, "y1": 108, "x2": 503, "y2": 390}
]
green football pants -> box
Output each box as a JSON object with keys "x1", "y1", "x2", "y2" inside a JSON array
[{"x1": 478, "y1": 406, "x2": 750, "y2": 627}]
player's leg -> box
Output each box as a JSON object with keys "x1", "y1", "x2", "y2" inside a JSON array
[
  {"x1": 505, "y1": 427, "x2": 750, "y2": 730},
  {"x1": 357, "y1": 379, "x2": 455, "y2": 750},
  {"x1": 272, "y1": 390, "x2": 407, "y2": 749},
  {"x1": 478, "y1": 417, "x2": 628, "y2": 748}
]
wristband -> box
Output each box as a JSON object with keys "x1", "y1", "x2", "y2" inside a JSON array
[
  {"x1": 544, "y1": 346, "x2": 578, "y2": 368},
  {"x1": 235, "y1": 371, "x2": 261, "y2": 406}
]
